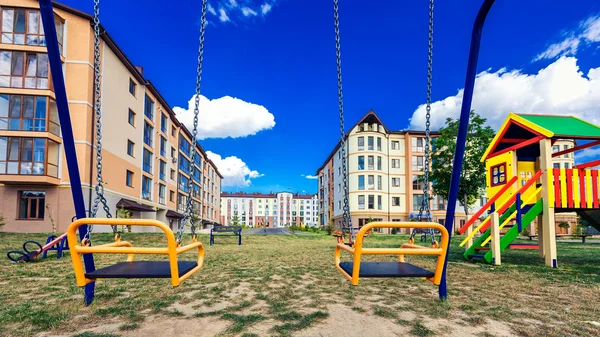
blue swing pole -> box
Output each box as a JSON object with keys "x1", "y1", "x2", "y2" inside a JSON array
[
  {"x1": 39, "y1": 0, "x2": 96, "y2": 305},
  {"x1": 439, "y1": 0, "x2": 495, "y2": 300}
]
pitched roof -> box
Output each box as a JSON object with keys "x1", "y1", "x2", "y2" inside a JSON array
[
  {"x1": 518, "y1": 114, "x2": 600, "y2": 138},
  {"x1": 481, "y1": 113, "x2": 600, "y2": 161}
]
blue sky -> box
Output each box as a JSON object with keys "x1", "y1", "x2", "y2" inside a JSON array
[{"x1": 60, "y1": 0, "x2": 600, "y2": 194}]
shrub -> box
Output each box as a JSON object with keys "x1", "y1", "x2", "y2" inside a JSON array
[
  {"x1": 521, "y1": 228, "x2": 530, "y2": 237},
  {"x1": 0, "y1": 212, "x2": 5, "y2": 228}
]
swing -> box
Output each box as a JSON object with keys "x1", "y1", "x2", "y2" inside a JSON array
[
  {"x1": 333, "y1": 0, "x2": 450, "y2": 285},
  {"x1": 66, "y1": 0, "x2": 209, "y2": 288}
]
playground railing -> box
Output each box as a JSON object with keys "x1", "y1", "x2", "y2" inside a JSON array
[{"x1": 552, "y1": 167, "x2": 600, "y2": 209}]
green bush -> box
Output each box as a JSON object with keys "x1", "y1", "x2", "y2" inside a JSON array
[{"x1": 521, "y1": 228, "x2": 530, "y2": 237}]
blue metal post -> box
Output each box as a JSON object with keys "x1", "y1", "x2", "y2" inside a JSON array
[
  {"x1": 39, "y1": 0, "x2": 96, "y2": 305},
  {"x1": 439, "y1": 0, "x2": 495, "y2": 300},
  {"x1": 516, "y1": 193, "x2": 522, "y2": 232}
]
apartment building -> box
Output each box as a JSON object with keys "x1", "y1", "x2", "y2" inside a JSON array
[
  {"x1": 220, "y1": 192, "x2": 319, "y2": 228},
  {"x1": 316, "y1": 110, "x2": 459, "y2": 233},
  {"x1": 0, "y1": 1, "x2": 222, "y2": 233}
]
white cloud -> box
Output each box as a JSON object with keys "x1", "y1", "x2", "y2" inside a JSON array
[
  {"x1": 301, "y1": 174, "x2": 318, "y2": 180},
  {"x1": 173, "y1": 95, "x2": 275, "y2": 140},
  {"x1": 207, "y1": 4, "x2": 217, "y2": 15},
  {"x1": 206, "y1": 151, "x2": 263, "y2": 187},
  {"x1": 218, "y1": 8, "x2": 230, "y2": 22},
  {"x1": 241, "y1": 7, "x2": 258, "y2": 16},
  {"x1": 409, "y1": 56, "x2": 600, "y2": 131},
  {"x1": 576, "y1": 146, "x2": 600, "y2": 161},
  {"x1": 228, "y1": 0, "x2": 238, "y2": 8},
  {"x1": 261, "y1": 3, "x2": 272, "y2": 15},
  {"x1": 535, "y1": 15, "x2": 600, "y2": 61}
]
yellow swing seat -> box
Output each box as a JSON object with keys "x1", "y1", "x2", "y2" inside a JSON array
[
  {"x1": 67, "y1": 218, "x2": 204, "y2": 287},
  {"x1": 335, "y1": 222, "x2": 448, "y2": 286}
]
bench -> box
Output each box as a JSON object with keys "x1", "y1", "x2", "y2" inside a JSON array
[{"x1": 209, "y1": 226, "x2": 242, "y2": 245}]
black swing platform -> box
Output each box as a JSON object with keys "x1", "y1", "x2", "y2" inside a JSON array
[
  {"x1": 85, "y1": 261, "x2": 198, "y2": 279},
  {"x1": 339, "y1": 262, "x2": 435, "y2": 278}
]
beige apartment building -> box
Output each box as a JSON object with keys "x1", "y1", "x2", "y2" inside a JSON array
[
  {"x1": 317, "y1": 110, "x2": 458, "y2": 233},
  {"x1": 0, "y1": 0, "x2": 221, "y2": 233},
  {"x1": 220, "y1": 192, "x2": 319, "y2": 228}
]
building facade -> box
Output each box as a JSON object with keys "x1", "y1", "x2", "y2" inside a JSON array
[
  {"x1": 0, "y1": 1, "x2": 222, "y2": 233},
  {"x1": 317, "y1": 111, "x2": 581, "y2": 234},
  {"x1": 220, "y1": 192, "x2": 319, "y2": 228}
]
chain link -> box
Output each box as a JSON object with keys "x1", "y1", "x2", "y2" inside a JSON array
[
  {"x1": 88, "y1": 0, "x2": 115, "y2": 240},
  {"x1": 334, "y1": 0, "x2": 353, "y2": 243},
  {"x1": 177, "y1": 0, "x2": 208, "y2": 244},
  {"x1": 412, "y1": 0, "x2": 435, "y2": 245}
]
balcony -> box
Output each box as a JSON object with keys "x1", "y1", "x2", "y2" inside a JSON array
[{"x1": 0, "y1": 136, "x2": 60, "y2": 185}]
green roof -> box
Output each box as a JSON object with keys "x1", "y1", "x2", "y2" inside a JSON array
[{"x1": 518, "y1": 114, "x2": 600, "y2": 138}]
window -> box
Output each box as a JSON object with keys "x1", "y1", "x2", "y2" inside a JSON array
[
  {"x1": 368, "y1": 136, "x2": 374, "y2": 150},
  {"x1": 358, "y1": 156, "x2": 364, "y2": 170},
  {"x1": 0, "y1": 137, "x2": 58, "y2": 176},
  {"x1": 18, "y1": 191, "x2": 45, "y2": 219},
  {"x1": 357, "y1": 136, "x2": 364, "y2": 151},
  {"x1": 171, "y1": 125, "x2": 176, "y2": 137},
  {"x1": 159, "y1": 160, "x2": 166, "y2": 181},
  {"x1": 490, "y1": 163, "x2": 506, "y2": 187},
  {"x1": 0, "y1": 51, "x2": 49, "y2": 89},
  {"x1": 143, "y1": 121, "x2": 153, "y2": 147},
  {"x1": 142, "y1": 149, "x2": 152, "y2": 173},
  {"x1": 392, "y1": 197, "x2": 400, "y2": 206},
  {"x1": 377, "y1": 156, "x2": 382, "y2": 170},
  {"x1": 552, "y1": 145, "x2": 559, "y2": 153},
  {"x1": 126, "y1": 140, "x2": 134, "y2": 157},
  {"x1": 159, "y1": 184, "x2": 166, "y2": 205},
  {"x1": 368, "y1": 156, "x2": 374, "y2": 170},
  {"x1": 358, "y1": 175, "x2": 365, "y2": 190},
  {"x1": 377, "y1": 137, "x2": 382, "y2": 151},
  {"x1": 413, "y1": 194, "x2": 424, "y2": 211},
  {"x1": 412, "y1": 137, "x2": 424, "y2": 152},
  {"x1": 337, "y1": 183, "x2": 341, "y2": 193},
  {"x1": 565, "y1": 162, "x2": 570, "y2": 169},
  {"x1": 144, "y1": 95, "x2": 154, "y2": 120},
  {"x1": 368, "y1": 195, "x2": 374, "y2": 209},
  {"x1": 358, "y1": 195, "x2": 365, "y2": 209},
  {"x1": 377, "y1": 195, "x2": 382, "y2": 210},
  {"x1": 1, "y1": 8, "x2": 64, "y2": 50},
  {"x1": 391, "y1": 159, "x2": 400, "y2": 168},
  {"x1": 125, "y1": 170, "x2": 133, "y2": 187},
  {"x1": 129, "y1": 78, "x2": 136, "y2": 96},
  {"x1": 179, "y1": 174, "x2": 190, "y2": 193},
  {"x1": 391, "y1": 141, "x2": 400, "y2": 150},
  {"x1": 171, "y1": 146, "x2": 176, "y2": 158},
  {"x1": 0, "y1": 95, "x2": 58, "y2": 134},
  {"x1": 338, "y1": 167, "x2": 341, "y2": 176},
  {"x1": 170, "y1": 190, "x2": 175, "y2": 202},
  {"x1": 128, "y1": 109, "x2": 135, "y2": 126},
  {"x1": 392, "y1": 177, "x2": 400, "y2": 187},
  {"x1": 161, "y1": 114, "x2": 167, "y2": 133},
  {"x1": 179, "y1": 155, "x2": 190, "y2": 175},
  {"x1": 159, "y1": 136, "x2": 166, "y2": 157},
  {"x1": 368, "y1": 175, "x2": 374, "y2": 190},
  {"x1": 338, "y1": 201, "x2": 341, "y2": 210},
  {"x1": 142, "y1": 176, "x2": 152, "y2": 200},
  {"x1": 412, "y1": 176, "x2": 423, "y2": 190},
  {"x1": 432, "y1": 195, "x2": 446, "y2": 211},
  {"x1": 377, "y1": 175, "x2": 382, "y2": 190},
  {"x1": 170, "y1": 168, "x2": 175, "y2": 180},
  {"x1": 412, "y1": 156, "x2": 424, "y2": 171},
  {"x1": 563, "y1": 144, "x2": 569, "y2": 159},
  {"x1": 179, "y1": 137, "x2": 191, "y2": 157}
]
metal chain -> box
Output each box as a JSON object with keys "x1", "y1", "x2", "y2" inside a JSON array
[
  {"x1": 413, "y1": 0, "x2": 434, "y2": 245},
  {"x1": 177, "y1": 0, "x2": 208, "y2": 244},
  {"x1": 89, "y1": 0, "x2": 115, "y2": 239},
  {"x1": 334, "y1": 0, "x2": 353, "y2": 243}
]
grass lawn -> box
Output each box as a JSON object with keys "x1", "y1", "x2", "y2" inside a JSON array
[{"x1": 0, "y1": 231, "x2": 599, "y2": 337}]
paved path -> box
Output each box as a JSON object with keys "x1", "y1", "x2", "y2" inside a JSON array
[{"x1": 243, "y1": 227, "x2": 313, "y2": 235}]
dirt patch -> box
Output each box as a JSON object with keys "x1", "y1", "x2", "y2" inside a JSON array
[{"x1": 119, "y1": 316, "x2": 228, "y2": 337}]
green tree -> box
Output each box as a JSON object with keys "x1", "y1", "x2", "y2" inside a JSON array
[
  {"x1": 230, "y1": 214, "x2": 241, "y2": 225},
  {"x1": 116, "y1": 205, "x2": 132, "y2": 232},
  {"x1": 430, "y1": 111, "x2": 495, "y2": 227},
  {"x1": 0, "y1": 212, "x2": 5, "y2": 228}
]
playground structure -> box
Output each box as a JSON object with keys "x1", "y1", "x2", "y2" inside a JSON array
[
  {"x1": 459, "y1": 113, "x2": 600, "y2": 267},
  {"x1": 7, "y1": 233, "x2": 69, "y2": 262}
]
